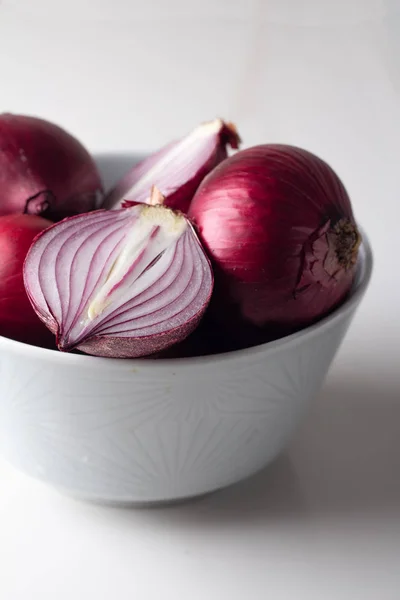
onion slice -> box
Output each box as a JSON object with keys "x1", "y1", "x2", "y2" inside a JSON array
[
  {"x1": 23, "y1": 203, "x2": 213, "y2": 358},
  {"x1": 102, "y1": 118, "x2": 240, "y2": 213}
]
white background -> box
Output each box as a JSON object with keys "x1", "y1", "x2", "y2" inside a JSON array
[{"x1": 1, "y1": 1, "x2": 400, "y2": 598}]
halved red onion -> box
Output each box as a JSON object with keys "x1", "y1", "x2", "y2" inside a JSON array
[
  {"x1": 23, "y1": 203, "x2": 213, "y2": 358},
  {"x1": 102, "y1": 119, "x2": 240, "y2": 213}
]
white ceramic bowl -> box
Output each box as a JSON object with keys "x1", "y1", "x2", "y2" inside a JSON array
[{"x1": 0, "y1": 232, "x2": 372, "y2": 505}]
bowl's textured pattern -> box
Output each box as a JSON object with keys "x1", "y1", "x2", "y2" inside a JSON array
[{"x1": 0, "y1": 313, "x2": 353, "y2": 504}]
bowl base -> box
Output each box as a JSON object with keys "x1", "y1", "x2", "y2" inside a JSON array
[{"x1": 58, "y1": 488, "x2": 215, "y2": 509}]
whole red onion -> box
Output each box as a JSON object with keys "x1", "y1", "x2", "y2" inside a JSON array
[
  {"x1": 0, "y1": 213, "x2": 55, "y2": 346},
  {"x1": 0, "y1": 113, "x2": 103, "y2": 221},
  {"x1": 189, "y1": 144, "x2": 361, "y2": 337}
]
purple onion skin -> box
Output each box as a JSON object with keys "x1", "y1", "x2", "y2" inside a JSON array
[
  {"x1": 76, "y1": 310, "x2": 207, "y2": 359},
  {"x1": 0, "y1": 113, "x2": 103, "y2": 221},
  {"x1": 0, "y1": 213, "x2": 56, "y2": 347},
  {"x1": 189, "y1": 144, "x2": 361, "y2": 337}
]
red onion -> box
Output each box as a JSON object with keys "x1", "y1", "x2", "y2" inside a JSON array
[
  {"x1": 189, "y1": 144, "x2": 361, "y2": 336},
  {"x1": 0, "y1": 213, "x2": 55, "y2": 346},
  {"x1": 23, "y1": 194, "x2": 213, "y2": 358},
  {"x1": 103, "y1": 119, "x2": 240, "y2": 213},
  {"x1": 0, "y1": 113, "x2": 103, "y2": 221}
]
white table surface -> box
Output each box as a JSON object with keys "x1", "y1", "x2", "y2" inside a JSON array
[{"x1": 1, "y1": 1, "x2": 400, "y2": 598}]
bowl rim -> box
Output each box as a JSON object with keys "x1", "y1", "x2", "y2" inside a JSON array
[{"x1": 0, "y1": 227, "x2": 373, "y2": 371}]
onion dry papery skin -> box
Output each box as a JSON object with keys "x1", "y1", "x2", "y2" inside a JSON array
[
  {"x1": 23, "y1": 205, "x2": 213, "y2": 358},
  {"x1": 0, "y1": 113, "x2": 103, "y2": 221},
  {"x1": 189, "y1": 144, "x2": 361, "y2": 335},
  {"x1": 0, "y1": 213, "x2": 55, "y2": 347},
  {"x1": 103, "y1": 118, "x2": 240, "y2": 213}
]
